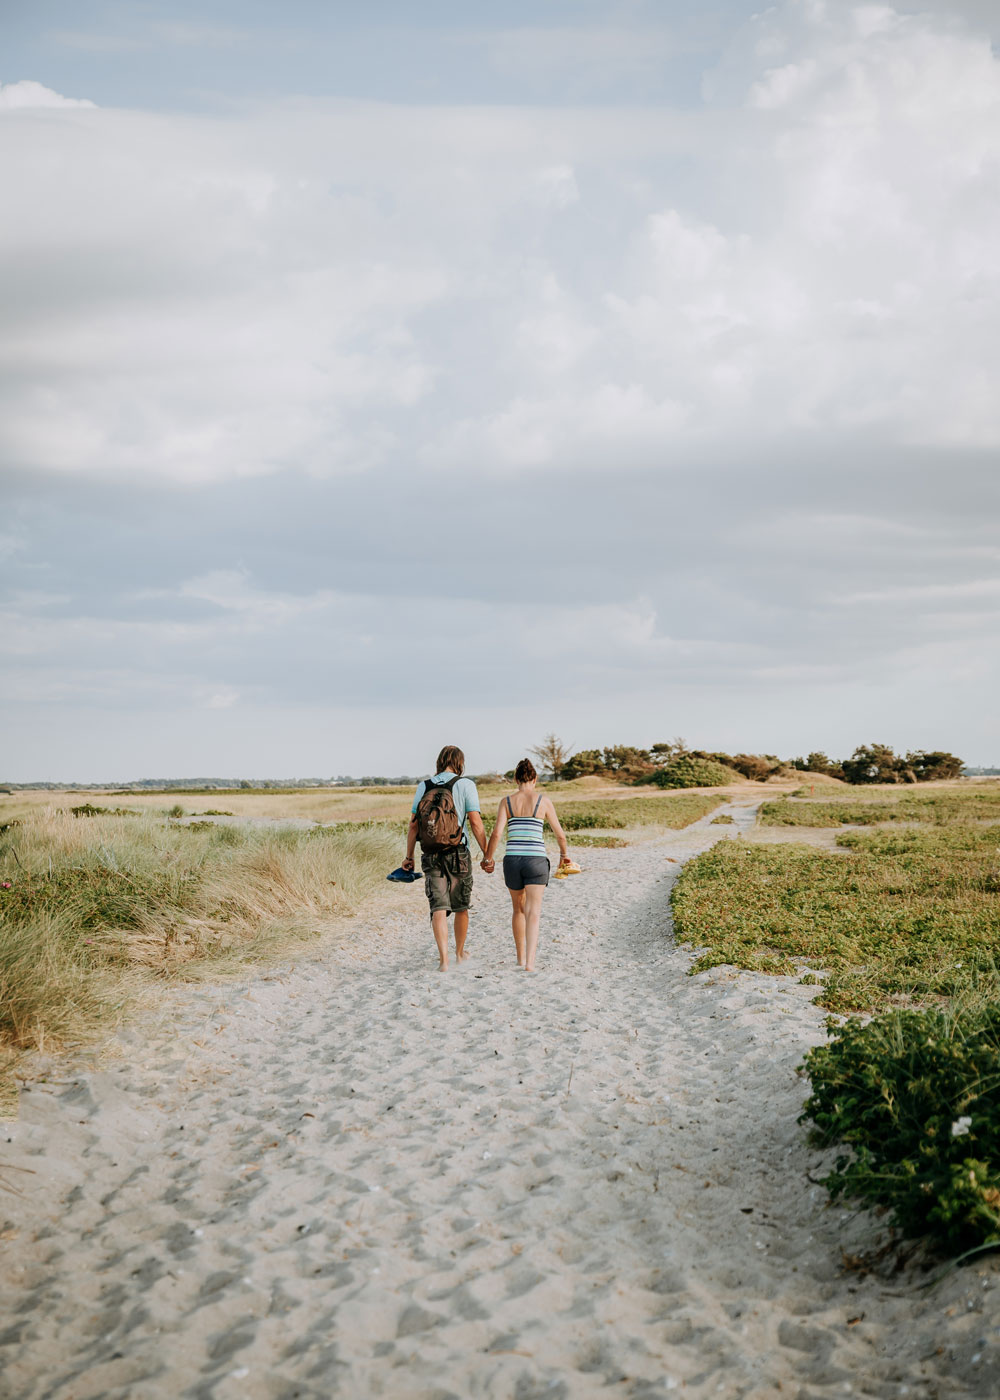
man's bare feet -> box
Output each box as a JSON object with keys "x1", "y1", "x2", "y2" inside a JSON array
[{"x1": 438, "y1": 960, "x2": 448, "y2": 972}]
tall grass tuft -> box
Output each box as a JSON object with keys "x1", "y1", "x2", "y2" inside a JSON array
[{"x1": 0, "y1": 810, "x2": 399, "y2": 1062}]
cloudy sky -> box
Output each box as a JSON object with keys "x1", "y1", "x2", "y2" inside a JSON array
[{"x1": 3, "y1": 0, "x2": 999, "y2": 781}]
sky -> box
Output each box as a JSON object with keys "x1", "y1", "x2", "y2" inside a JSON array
[{"x1": 2, "y1": 0, "x2": 999, "y2": 781}]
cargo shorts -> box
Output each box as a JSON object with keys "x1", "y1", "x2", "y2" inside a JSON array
[{"x1": 421, "y1": 845, "x2": 473, "y2": 916}]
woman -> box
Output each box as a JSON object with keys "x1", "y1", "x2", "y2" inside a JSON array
[{"x1": 482, "y1": 758, "x2": 572, "y2": 971}]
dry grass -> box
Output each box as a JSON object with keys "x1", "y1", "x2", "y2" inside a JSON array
[
  {"x1": 0, "y1": 806, "x2": 399, "y2": 1099},
  {"x1": 3, "y1": 771, "x2": 793, "y2": 828}
]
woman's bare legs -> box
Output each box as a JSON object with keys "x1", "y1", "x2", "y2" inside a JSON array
[
  {"x1": 509, "y1": 889, "x2": 526, "y2": 966},
  {"x1": 523, "y1": 884, "x2": 545, "y2": 970}
]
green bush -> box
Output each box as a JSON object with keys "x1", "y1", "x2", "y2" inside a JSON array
[
  {"x1": 801, "y1": 1006, "x2": 1000, "y2": 1251},
  {"x1": 641, "y1": 756, "x2": 739, "y2": 789}
]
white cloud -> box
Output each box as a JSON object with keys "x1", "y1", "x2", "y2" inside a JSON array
[
  {"x1": 2, "y1": 4, "x2": 998, "y2": 486},
  {"x1": 0, "y1": 80, "x2": 95, "y2": 109}
]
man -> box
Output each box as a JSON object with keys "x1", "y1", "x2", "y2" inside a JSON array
[{"x1": 402, "y1": 745, "x2": 492, "y2": 971}]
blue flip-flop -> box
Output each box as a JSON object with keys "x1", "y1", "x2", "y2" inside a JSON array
[{"x1": 387, "y1": 866, "x2": 423, "y2": 883}]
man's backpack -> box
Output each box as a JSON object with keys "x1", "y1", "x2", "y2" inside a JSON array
[{"x1": 415, "y1": 775, "x2": 464, "y2": 852}]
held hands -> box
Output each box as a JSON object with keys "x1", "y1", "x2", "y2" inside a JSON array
[{"x1": 481, "y1": 857, "x2": 495, "y2": 874}]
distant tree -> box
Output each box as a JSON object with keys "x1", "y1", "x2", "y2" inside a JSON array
[
  {"x1": 558, "y1": 748, "x2": 605, "y2": 780},
  {"x1": 728, "y1": 753, "x2": 778, "y2": 782},
  {"x1": 651, "y1": 738, "x2": 689, "y2": 766},
  {"x1": 905, "y1": 750, "x2": 964, "y2": 782},
  {"x1": 529, "y1": 733, "x2": 574, "y2": 778},
  {"x1": 841, "y1": 743, "x2": 903, "y2": 785},
  {"x1": 601, "y1": 745, "x2": 654, "y2": 778},
  {"x1": 806, "y1": 752, "x2": 833, "y2": 773}
]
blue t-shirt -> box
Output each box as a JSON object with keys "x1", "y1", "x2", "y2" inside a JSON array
[{"x1": 412, "y1": 771, "x2": 481, "y2": 843}]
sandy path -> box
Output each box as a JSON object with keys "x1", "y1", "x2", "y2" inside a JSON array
[{"x1": 2, "y1": 803, "x2": 998, "y2": 1399}]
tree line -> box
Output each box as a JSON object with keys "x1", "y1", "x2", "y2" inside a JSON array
[{"x1": 525, "y1": 735, "x2": 964, "y2": 787}]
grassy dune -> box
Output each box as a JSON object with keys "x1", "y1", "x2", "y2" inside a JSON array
[{"x1": 0, "y1": 807, "x2": 398, "y2": 1094}]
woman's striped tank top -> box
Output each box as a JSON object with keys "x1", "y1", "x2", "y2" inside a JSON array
[{"x1": 504, "y1": 795, "x2": 547, "y2": 857}]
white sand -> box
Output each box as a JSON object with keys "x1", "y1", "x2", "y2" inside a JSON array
[{"x1": 2, "y1": 801, "x2": 999, "y2": 1399}]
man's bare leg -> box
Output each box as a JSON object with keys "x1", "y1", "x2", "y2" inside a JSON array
[
  {"x1": 510, "y1": 889, "x2": 526, "y2": 967},
  {"x1": 524, "y1": 885, "x2": 545, "y2": 970},
  {"x1": 454, "y1": 910, "x2": 470, "y2": 961},
  {"x1": 431, "y1": 910, "x2": 450, "y2": 970}
]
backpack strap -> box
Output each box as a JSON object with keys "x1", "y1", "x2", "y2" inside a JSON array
[{"x1": 437, "y1": 774, "x2": 460, "y2": 793}]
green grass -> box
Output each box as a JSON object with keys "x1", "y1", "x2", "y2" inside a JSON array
[
  {"x1": 0, "y1": 810, "x2": 400, "y2": 1073},
  {"x1": 671, "y1": 824, "x2": 1000, "y2": 1012},
  {"x1": 760, "y1": 789, "x2": 1000, "y2": 828},
  {"x1": 557, "y1": 793, "x2": 720, "y2": 830}
]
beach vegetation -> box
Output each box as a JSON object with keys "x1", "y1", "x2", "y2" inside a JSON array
[
  {"x1": 673, "y1": 784, "x2": 1000, "y2": 1254},
  {"x1": 801, "y1": 1006, "x2": 1000, "y2": 1251},
  {"x1": 640, "y1": 756, "x2": 741, "y2": 789},
  {"x1": 761, "y1": 789, "x2": 1000, "y2": 828},
  {"x1": 0, "y1": 808, "x2": 399, "y2": 1087},
  {"x1": 671, "y1": 821, "x2": 1000, "y2": 1012},
  {"x1": 557, "y1": 793, "x2": 720, "y2": 830}
]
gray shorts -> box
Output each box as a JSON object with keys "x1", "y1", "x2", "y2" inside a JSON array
[
  {"x1": 421, "y1": 846, "x2": 473, "y2": 916},
  {"x1": 503, "y1": 855, "x2": 550, "y2": 890}
]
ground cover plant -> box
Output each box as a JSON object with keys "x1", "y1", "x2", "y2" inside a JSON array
[
  {"x1": 672, "y1": 786, "x2": 1000, "y2": 1255},
  {"x1": 556, "y1": 793, "x2": 720, "y2": 831},
  {"x1": 761, "y1": 789, "x2": 1000, "y2": 828},
  {"x1": 671, "y1": 821, "x2": 1000, "y2": 1013},
  {"x1": 801, "y1": 1006, "x2": 1000, "y2": 1251},
  {"x1": 0, "y1": 807, "x2": 398, "y2": 1085}
]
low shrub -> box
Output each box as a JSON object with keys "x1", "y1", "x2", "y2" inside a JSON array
[
  {"x1": 560, "y1": 810, "x2": 627, "y2": 831},
  {"x1": 71, "y1": 804, "x2": 139, "y2": 818},
  {"x1": 557, "y1": 794, "x2": 719, "y2": 829},
  {"x1": 710, "y1": 814, "x2": 735, "y2": 825},
  {"x1": 640, "y1": 757, "x2": 742, "y2": 789},
  {"x1": 801, "y1": 1006, "x2": 1000, "y2": 1251}
]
